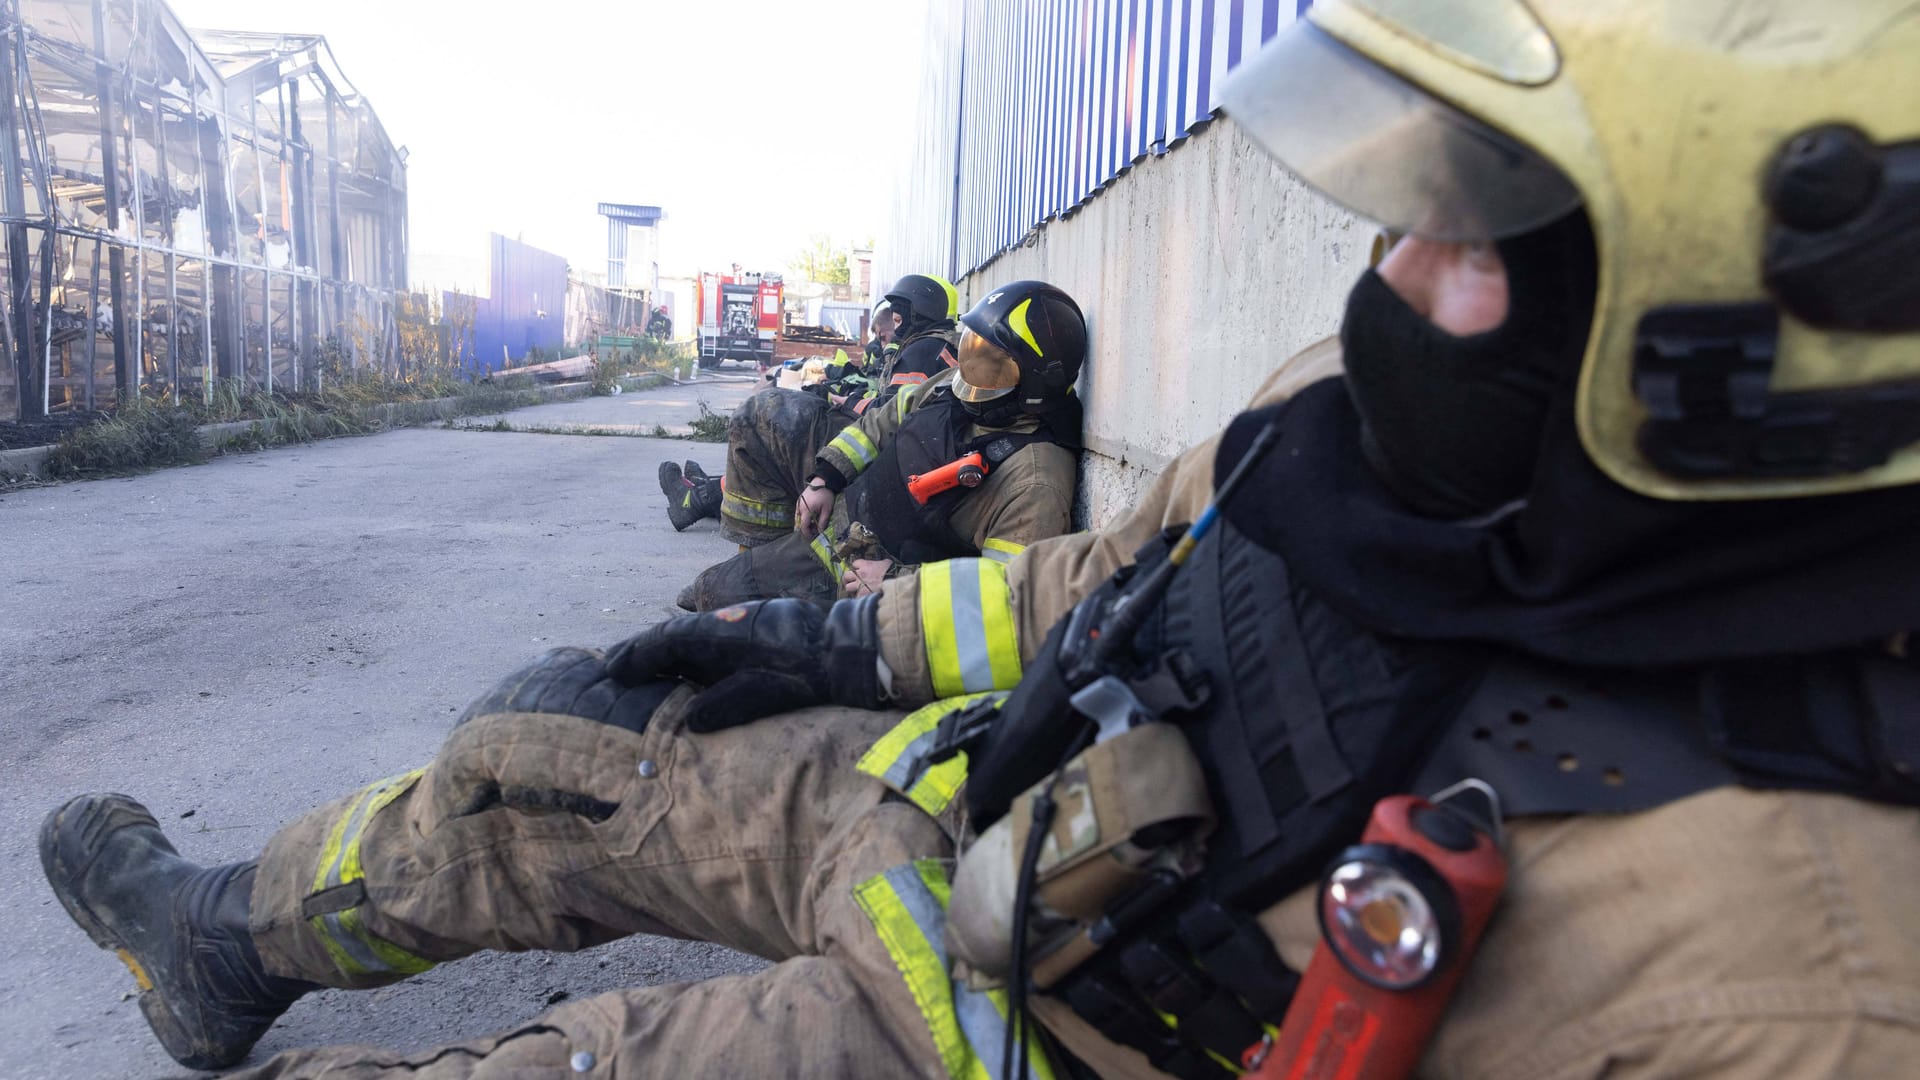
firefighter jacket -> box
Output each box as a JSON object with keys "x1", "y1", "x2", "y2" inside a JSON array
[
  {"x1": 814, "y1": 368, "x2": 1077, "y2": 575},
  {"x1": 867, "y1": 325, "x2": 960, "y2": 410},
  {"x1": 870, "y1": 338, "x2": 1345, "y2": 703}
]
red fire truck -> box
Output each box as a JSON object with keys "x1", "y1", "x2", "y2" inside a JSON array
[{"x1": 694, "y1": 270, "x2": 782, "y2": 369}]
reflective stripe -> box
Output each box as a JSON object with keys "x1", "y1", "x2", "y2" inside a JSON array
[
  {"x1": 891, "y1": 370, "x2": 930, "y2": 386},
  {"x1": 921, "y1": 559, "x2": 1023, "y2": 698},
  {"x1": 809, "y1": 523, "x2": 846, "y2": 580},
  {"x1": 856, "y1": 693, "x2": 1005, "y2": 816},
  {"x1": 828, "y1": 425, "x2": 880, "y2": 470},
  {"x1": 307, "y1": 769, "x2": 435, "y2": 979},
  {"x1": 896, "y1": 382, "x2": 919, "y2": 421},
  {"x1": 854, "y1": 860, "x2": 1055, "y2": 1080},
  {"x1": 720, "y1": 488, "x2": 791, "y2": 529},
  {"x1": 980, "y1": 539, "x2": 1025, "y2": 565}
]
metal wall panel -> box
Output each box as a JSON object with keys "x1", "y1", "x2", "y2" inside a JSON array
[{"x1": 882, "y1": 0, "x2": 1304, "y2": 288}]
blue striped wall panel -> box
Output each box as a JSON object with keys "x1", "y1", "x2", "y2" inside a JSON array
[{"x1": 885, "y1": 0, "x2": 1306, "y2": 285}]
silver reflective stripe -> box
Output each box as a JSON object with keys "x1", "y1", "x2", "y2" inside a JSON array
[
  {"x1": 321, "y1": 785, "x2": 385, "y2": 890},
  {"x1": 947, "y1": 560, "x2": 996, "y2": 693},
  {"x1": 321, "y1": 910, "x2": 393, "y2": 974},
  {"x1": 881, "y1": 726, "x2": 945, "y2": 791},
  {"x1": 882, "y1": 865, "x2": 1023, "y2": 1080}
]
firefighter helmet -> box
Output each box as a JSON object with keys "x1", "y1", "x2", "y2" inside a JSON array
[
  {"x1": 883, "y1": 274, "x2": 960, "y2": 330},
  {"x1": 955, "y1": 281, "x2": 1087, "y2": 408},
  {"x1": 1219, "y1": 0, "x2": 1920, "y2": 501}
]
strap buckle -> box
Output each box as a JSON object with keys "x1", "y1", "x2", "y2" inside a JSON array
[{"x1": 925, "y1": 696, "x2": 1004, "y2": 766}]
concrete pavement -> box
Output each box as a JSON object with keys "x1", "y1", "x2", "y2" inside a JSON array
[{"x1": 0, "y1": 376, "x2": 766, "y2": 1078}]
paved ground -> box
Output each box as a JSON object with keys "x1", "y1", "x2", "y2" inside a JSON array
[{"x1": 0, "y1": 376, "x2": 763, "y2": 1079}]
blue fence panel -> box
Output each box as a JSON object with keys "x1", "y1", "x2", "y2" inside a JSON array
[{"x1": 904, "y1": 0, "x2": 1303, "y2": 280}]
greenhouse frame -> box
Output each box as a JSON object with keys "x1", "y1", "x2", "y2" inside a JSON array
[{"x1": 0, "y1": 0, "x2": 408, "y2": 421}]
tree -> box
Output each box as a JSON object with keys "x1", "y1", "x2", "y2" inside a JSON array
[{"x1": 789, "y1": 234, "x2": 851, "y2": 285}]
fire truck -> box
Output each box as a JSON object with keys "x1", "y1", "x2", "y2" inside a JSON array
[{"x1": 694, "y1": 270, "x2": 782, "y2": 369}]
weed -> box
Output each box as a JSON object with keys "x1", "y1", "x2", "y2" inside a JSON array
[
  {"x1": 590, "y1": 352, "x2": 622, "y2": 396},
  {"x1": 688, "y1": 401, "x2": 731, "y2": 442},
  {"x1": 43, "y1": 401, "x2": 205, "y2": 478}
]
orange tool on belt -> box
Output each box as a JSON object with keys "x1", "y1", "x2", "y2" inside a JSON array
[
  {"x1": 1247, "y1": 784, "x2": 1508, "y2": 1080},
  {"x1": 908, "y1": 452, "x2": 987, "y2": 505}
]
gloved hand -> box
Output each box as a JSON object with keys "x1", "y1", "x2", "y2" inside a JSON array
[
  {"x1": 456, "y1": 646, "x2": 680, "y2": 734},
  {"x1": 795, "y1": 480, "x2": 835, "y2": 538},
  {"x1": 606, "y1": 596, "x2": 885, "y2": 732}
]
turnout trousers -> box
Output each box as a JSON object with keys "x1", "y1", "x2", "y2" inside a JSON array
[
  {"x1": 717, "y1": 388, "x2": 850, "y2": 547},
  {"x1": 232, "y1": 684, "x2": 1920, "y2": 1079},
  {"x1": 236, "y1": 689, "x2": 956, "y2": 1079}
]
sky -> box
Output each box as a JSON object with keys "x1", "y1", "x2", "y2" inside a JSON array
[{"x1": 167, "y1": 0, "x2": 922, "y2": 292}]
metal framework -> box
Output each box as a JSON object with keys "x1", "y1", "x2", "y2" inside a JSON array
[{"x1": 0, "y1": 0, "x2": 408, "y2": 421}]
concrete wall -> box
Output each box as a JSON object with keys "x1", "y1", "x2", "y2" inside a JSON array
[{"x1": 953, "y1": 119, "x2": 1376, "y2": 528}]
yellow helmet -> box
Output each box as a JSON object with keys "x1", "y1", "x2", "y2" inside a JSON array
[{"x1": 1219, "y1": 0, "x2": 1920, "y2": 501}]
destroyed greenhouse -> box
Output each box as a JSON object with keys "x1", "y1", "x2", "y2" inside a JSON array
[{"x1": 0, "y1": 0, "x2": 408, "y2": 423}]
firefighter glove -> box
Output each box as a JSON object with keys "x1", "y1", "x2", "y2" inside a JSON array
[{"x1": 607, "y1": 595, "x2": 885, "y2": 732}]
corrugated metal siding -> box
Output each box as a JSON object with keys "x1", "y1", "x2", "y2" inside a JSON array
[{"x1": 882, "y1": 0, "x2": 1305, "y2": 287}]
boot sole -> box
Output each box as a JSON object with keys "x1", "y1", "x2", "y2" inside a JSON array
[
  {"x1": 39, "y1": 793, "x2": 165, "y2": 956},
  {"x1": 39, "y1": 794, "x2": 251, "y2": 1071}
]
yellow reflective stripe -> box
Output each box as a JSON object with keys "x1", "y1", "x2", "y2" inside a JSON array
[
  {"x1": 981, "y1": 538, "x2": 1024, "y2": 565},
  {"x1": 921, "y1": 559, "x2": 1023, "y2": 698},
  {"x1": 809, "y1": 524, "x2": 846, "y2": 579},
  {"x1": 306, "y1": 769, "x2": 434, "y2": 978},
  {"x1": 720, "y1": 488, "x2": 791, "y2": 528},
  {"x1": 856, "y1": 693, "x2": 1003, "y2": 816},
  {"x1": 828, "y1": 425, "x2": 880, "y2": 470},
  {"x1": 854, "y1": 860, "x2": 1055, "y2": 1080}
]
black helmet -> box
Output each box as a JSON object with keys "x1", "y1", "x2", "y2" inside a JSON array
[
  {"x1": 956, "y1": 281, "x2": 1086, "y2": 409},
  {"x1": 883, "y1": 274, "x2": 959, "y2": 331}
]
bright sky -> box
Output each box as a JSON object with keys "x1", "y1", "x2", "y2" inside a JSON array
[{"x1": 167, "y1": 0, "x2": 920, "y2": 291}]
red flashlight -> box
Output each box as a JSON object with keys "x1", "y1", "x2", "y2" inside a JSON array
[
  {"x1": 1248, "y1": 784, "x2": 1507, "y2": 1080},
  {"x1": 907, "y1": 451, "x2": 988, "y2": 505}
]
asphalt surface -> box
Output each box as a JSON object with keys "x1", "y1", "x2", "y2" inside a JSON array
[{"x1": 0, "y1": 375, "x2": 765, "y2": 1079}]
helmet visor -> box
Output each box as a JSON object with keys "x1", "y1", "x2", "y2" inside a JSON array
[
  {"x1": 954, "y1": 328, "x2": 1019, "y2": 403},
  {"x1": 1219, "y1": 24, "x2": 1582, "y2": 242}
]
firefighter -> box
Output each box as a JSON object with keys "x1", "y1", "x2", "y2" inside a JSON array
[
  {"x1": 658, "y1": 279, "x2": 958, "y2": 539},
  {"x1": 658, "y1": 301, "x2": 899, "y2": 533},
  {"x1": 40, "y1": 3, "x2": 1920, "y2": 1078},
  {"x1": 670, "y1": 280, "x2": 1084, "y2": 611}
]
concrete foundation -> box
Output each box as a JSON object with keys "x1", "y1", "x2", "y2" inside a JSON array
[{"x1": 954, "y1": 120, "x2": 1376, "y2": 528}]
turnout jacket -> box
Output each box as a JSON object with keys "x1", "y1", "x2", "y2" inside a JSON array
[
  {"x1": 814, "y1": 367, "x2": 1079, "y2": 574},
  {"x1": 870, "y1": 338, "x2": 1345, "y2": 703}
]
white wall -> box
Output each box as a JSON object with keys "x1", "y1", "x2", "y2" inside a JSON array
[{"x1": 953, "y1": 119, "x2": 1375, "y2": 528}]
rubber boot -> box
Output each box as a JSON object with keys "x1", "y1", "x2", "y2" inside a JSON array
[
  {"x1": 659, "y1": 461, "x2": 722, "y2": 531},
  {"x1": 40, "y1": 794, "x2": 316, "y2": 1070}
]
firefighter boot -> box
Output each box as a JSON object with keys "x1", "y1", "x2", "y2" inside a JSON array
[
  {"x1": 660, "y1": 460, "x2": 722, "y2": 531},
  {"x1": 40, "y1": 794, "x2": 316, "y2": 1070}
]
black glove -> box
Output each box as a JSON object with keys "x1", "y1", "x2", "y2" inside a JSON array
[
  {"x1": 456, "y1": 647, "x2": 679, "y2": 734},
  {"x1": 606, "y1": 596, "x2": 885, "y2": 732}
]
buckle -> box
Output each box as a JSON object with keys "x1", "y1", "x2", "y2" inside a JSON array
[{"x1": 924, "y1": 696, "x2": 1004, "y2": 766}]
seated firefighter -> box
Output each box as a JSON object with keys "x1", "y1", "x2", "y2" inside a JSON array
[
  {"x1": 38, "y1": 3, "x2": 1920, "y2": 1079},
  {"x1": 671, "y1": 280, "x2": 1085, "y2": 612},
  {"x1": 658, "y1": 276, "x2": 953, "y2": 538},
  {"x1": 657, "y1": 298, "x2": 898, "y2": 533}
]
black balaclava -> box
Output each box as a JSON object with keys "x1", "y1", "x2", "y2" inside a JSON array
[{"x1": 1338, "y1": 211, "x2": 1598, "y2": 519}]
